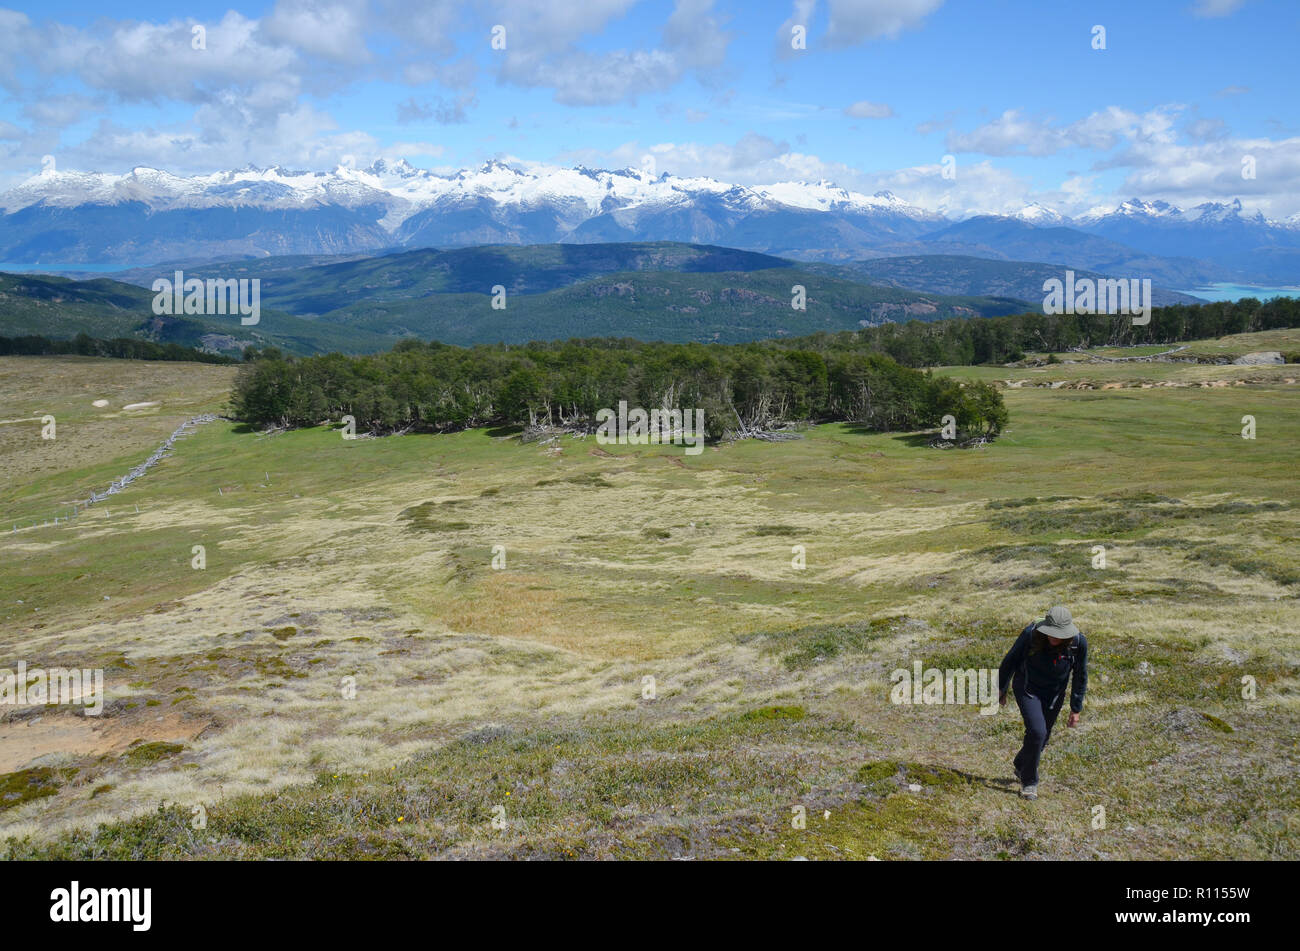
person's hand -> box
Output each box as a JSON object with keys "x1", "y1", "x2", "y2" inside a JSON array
[
  {"x1": 999, "y1": 691, "x2": 1007, "y2": 706},
  {"x1": 1067, "y1": 712, "x2": 1080, "y2": 727}
]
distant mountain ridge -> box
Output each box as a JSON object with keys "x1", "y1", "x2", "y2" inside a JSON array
[
  {"x1": 0, "y1": 160, "x2": 939, "y2": 267},
  {"x1": 4, "y1": 161, "x2": 1299, "y2": 283},
  {"x1": 0, "y1": 271, "x2": 396, "y2": 355},
  {"x1": 823, "y1": 255, "x2": 1203, "y2": 307},
  {"x1": 0, "y1": 241, "x2": 1027, "y2": 354}
]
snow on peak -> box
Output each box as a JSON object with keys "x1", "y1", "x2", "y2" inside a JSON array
[
  {"x1": 1115, "y1": 197, "x2": 1181, "y2": 218},
  {"x1": 1183, "y1": 197, "x2": 1264, "y2": 223},
  {"x1": 0, "y1": 159, "x2": 943, "y2": 222},
  {"x1": 1013, "y1": 202, "x2": 1065, "y2": 224},
  {"x1": 8, "y1": 160, "x2": 1284, "y2": 235},
  {"x1": 749, "y1": 180, "x2": 929, "y2": 217}
]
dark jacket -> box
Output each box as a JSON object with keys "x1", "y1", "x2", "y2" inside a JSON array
[{"x1": 998, "y1": 623, "x2": 1088, "y2": 714}]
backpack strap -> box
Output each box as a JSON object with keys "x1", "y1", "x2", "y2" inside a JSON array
[
  {"x1": 1054, "y1": 638, "x2": 1081, "y2": 710},
  {"x1": 1018, "y1": 621, "x2": 1037, "y2": 682}
]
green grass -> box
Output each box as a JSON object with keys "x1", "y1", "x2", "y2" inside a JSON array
[
  {"x1": 121, "y1": 742, "x2": 186, "y2": 766},
  {"x1": 1, "y1": 768, "x2": 68, "y2": 813},
  {"x1": 746, "y1": 617, "x2": 904, "y2": 670},
  {"x1": 1, "y1": 338, "x2": 1297, "y2": 860}
]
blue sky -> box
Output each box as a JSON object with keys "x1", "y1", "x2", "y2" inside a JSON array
[{"x1": 1, "y1": 0, "x2": 1297, "y2": 217}]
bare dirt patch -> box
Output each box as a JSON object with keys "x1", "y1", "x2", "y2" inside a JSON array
[{"x1": 0, "y1": 711, "x2": 207, "y2": 773}]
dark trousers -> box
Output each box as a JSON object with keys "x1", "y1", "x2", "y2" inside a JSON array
[{"x1": 1012, "y1": 675, "x2": 1064, "y2": 786}]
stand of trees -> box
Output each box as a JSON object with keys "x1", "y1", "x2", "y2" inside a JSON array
[
  {"x1": 0, "y1": 333, "x2": 237, "y2": 364},
  {"x1": 824, "y1": 294, "x2": 1300, "y2": 367},
  {"x1": 230, "y1": 337, "x2": 1009, "y2": 440}
]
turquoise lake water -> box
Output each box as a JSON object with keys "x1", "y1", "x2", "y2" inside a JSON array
[{"x1": 1175, "y1": 283, "x2": 1300, "y2": 302}]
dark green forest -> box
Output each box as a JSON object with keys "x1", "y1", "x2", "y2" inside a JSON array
[
  {"x1": 230, "y1": 336, "x2": 1006, "y2": 440},
  {"x1": 823, "y1": 294, "x2": 1300, "y2": 366},
  {"x1": 0, "y1": 332, "x2": 237, "y2": 363}
]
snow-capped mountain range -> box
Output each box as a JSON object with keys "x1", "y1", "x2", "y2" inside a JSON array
[
  {"x1": 0, "y1": 159, "x2": 938, "y2": 222},
  {"x1": 2, "y1": 160, "x2": 1298, "y2": 282}
]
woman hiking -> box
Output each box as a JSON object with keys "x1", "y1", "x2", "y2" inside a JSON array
[{"x1": 998, "y1": 605, "x2": 1088, "y2": 800}]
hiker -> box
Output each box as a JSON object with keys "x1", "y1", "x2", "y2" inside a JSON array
[{"x1": 997, "y1": 605, "x2": 1088, "y2": 800}]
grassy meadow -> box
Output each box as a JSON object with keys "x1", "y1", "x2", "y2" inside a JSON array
[{"x1": 1, "y1": 335, "x2": 1297, "y2": 860}]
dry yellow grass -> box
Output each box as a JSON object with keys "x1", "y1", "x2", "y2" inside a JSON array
[{"x1": 1, "y1": 351, "x2": 1297, "y2": 859}]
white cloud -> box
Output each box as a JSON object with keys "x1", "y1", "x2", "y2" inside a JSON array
[
  {"x1": 22, "y1": 94, "x2": 102, "y2": 128},
  {"x1": 372, "y1": 0, "x2": 461, "y2": 57},
  {"x1": 0, "y1": 1, "x2": 730, "y2": 178},
  {"x1": 824, "y1": 0, "x2": 945, "y2": 45},
  {"x1": 482, "y1": 0, "x2": 639, "y2": 48},
  {"x1": 500, "y1": 48, "x2": 681, "y2": 106},
  {"x1": 39, "y1": 98, "x2": 384, "y2": 178},
  {"x1": 844, "y1": 100, "x2": 893, "y2": 119},
  {"x1": 0, "y1": 4, "x2": 471, "y2": 178},
  {"x1": 400, "y1": 58, "x2": 477, "y2": 88},
  {"x1": 494, "y1": 0, "x2": 731, "y2": 105},
  {"x1": 776, "y1": 0, "x2": 942, "y2": 57},
  {"x1": 1192, "y1": 0, "x2": 1247, "y2": 17},
  {"x1": 946, "y1": 107, "x2": 1177, "y2": 157},
  {"x1": 915, "y1": 111, "x2": 956, "y2": 135},
  {"x1": 1184, "y1": 117, "x2": 1228, "y2": 143},
  {"x1": 0, "y1": 9, "x2": 34, "y2": 92},
  {"x1": 936, "y1": 104, "x2": 1300, "y2": 218},
  {"x1": 858, "y1": 157, "x2": 1040, "y2": 218},
  {"x1": 1103, "y1": 134, "x2": 1300, "y2": 218},
  {"x1": 262, "y1": 0, "x2": 372, "y2": 64},
  {"x1": 560, "y1": 133, "x2": 795, "y2": 181},
  {"x1": 385, "y1": 140, "x2": 447, "y2": 160},
  {"x1": 396, "y1": 91, "x2": 478, "y2": 125},
  {"x1": 774, "y1": 0, "x2": 817, "y2": 59},
  {"x1": 946, "y1": 109, "x2": 1059, "y2": 156},
  {"x1": 40, "y1": 13, "x2": 302, "y2": 108},
  {"x1": 664, "y1": 0, "x2": 731, "y2": 70}
]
